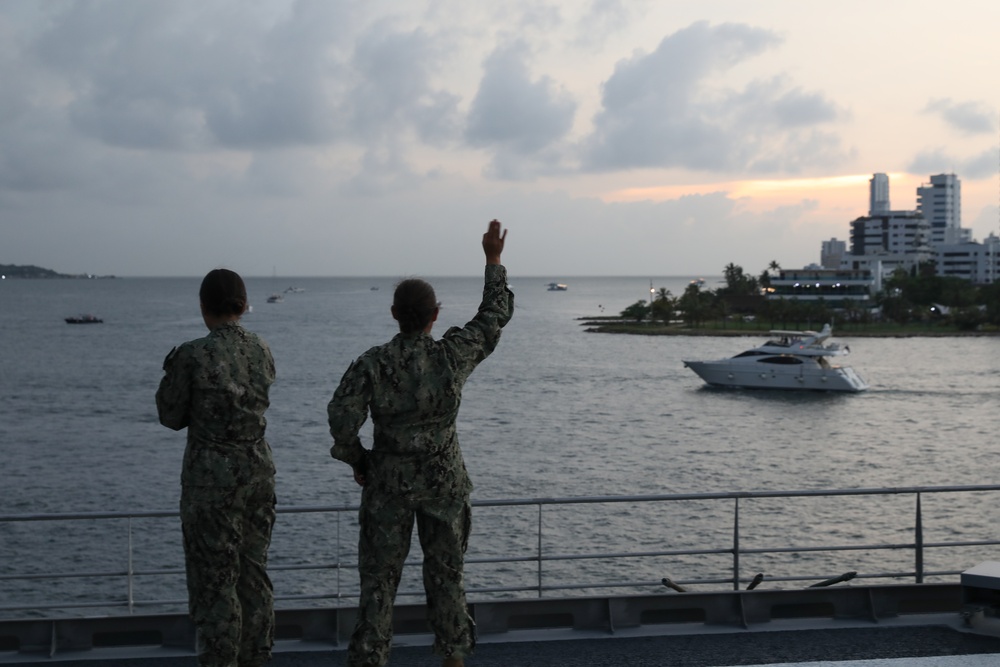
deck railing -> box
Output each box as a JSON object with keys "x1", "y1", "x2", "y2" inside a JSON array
[{"x1": 2, "y1": 484, "x2": 999, "y2": 617}]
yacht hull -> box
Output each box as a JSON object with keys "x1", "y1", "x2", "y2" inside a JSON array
[{"x1": 684, "y1": 359, "x2": 869, "y2": 392}]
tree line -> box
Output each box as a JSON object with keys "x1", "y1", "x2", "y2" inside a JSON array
[{"x1": 618, "y1": 261, "x2": 1000, "y2": 331}]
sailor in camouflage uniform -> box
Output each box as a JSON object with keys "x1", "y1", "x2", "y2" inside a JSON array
[
  {"x1": 156, "y1": 268, "x2": 277, "y2": 667},
  {"x1": 328, "y1": 220, "x2": 513, "y2": 667}
]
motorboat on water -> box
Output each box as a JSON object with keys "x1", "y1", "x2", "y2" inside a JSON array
[
  {"x1": 547, "y1": 282, "x2": 568, "y2": 291},
  {"x1": 683, "y1": 324, "x2": 869, "y2": 392},
  {"x1": 65, "y1": 314, "x2": 103, "y2": 324},
  {"x1": 266, "y1": 293, "x2": 283, "y2": 303}
]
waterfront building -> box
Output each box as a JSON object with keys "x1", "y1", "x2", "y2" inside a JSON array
[
  {"x1": 840, "y1": 251, "x2": 934, "y2": 291},
  {"x1": 782, "y1": 172, "x2": 992, "y2": 303},
  {"x1": 833, "y1": 172, "x2": 993, "y2": 285},
  {"x1": 869, "y1": 172, "x2": 890, "y2": 214},
  {"x1": 767, "y1": 267, "x2": 875, "y2": 306},
  {"x1": 849, "y1": 210, "x2": 930, "y2": 256},
  {"x1": 934, "y1": 233, "x2": 1000, "y2": 284},
  {"x1": 820, "y1": 238, "x2": 846, "y2": 269},
  {"x1": 917, "y1": 173, "x2": 964, "y2": 245}
]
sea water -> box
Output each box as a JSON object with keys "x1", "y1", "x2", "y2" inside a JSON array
[{"x1": 2, "y1": 275, "x2": 1000, "y2": 612}]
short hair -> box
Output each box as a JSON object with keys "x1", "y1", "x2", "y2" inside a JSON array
[
  {"x1": 393, "y1": 278, "x2": 437, "y2": 333},
  {"x1": 199, "y1": 268, "x2": 247, "y2": 317}
]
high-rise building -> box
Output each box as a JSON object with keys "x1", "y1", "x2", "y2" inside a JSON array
[
  {"x1": 847, "y1": 172, "x2": 985, "y2": 281},
  {"x1": 820, "y1": 238, "x2": 846, "y2": 269},
  {"x1": 916, "y1": 173, "x2": 961, "y2": 245},
  {"x1": 869, "y1": 173, "x2": 890, "y2": 214},
  {"x1": 849, "y1": 212, "x2": 929, "y2": 256}
]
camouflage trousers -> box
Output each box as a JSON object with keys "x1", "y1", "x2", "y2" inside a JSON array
[
  {"x1": 181, "y1": 478, "x2": 276, "y2": 667},
  {"x1": 346, "y1": 488, "x2": 476, "y2": 667}
]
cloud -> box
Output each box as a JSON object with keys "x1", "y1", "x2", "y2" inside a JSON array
[
  {"x1": 8, "y1": 2, "x2": 470, "y2": 197},
  {"x1": 343, "y1": 144, "x2": 425, "y2": 196},
  {"x1": 30, "y1": 1, "x2": 355, "y2": 151},
  {"x1": 962, "y1": 149, "x2": 1000, "y2": 180},
  {"x1": 581, "y1": 21, "x2": 848, "y2": 174},
  {"x1": 571, "y1": 0, "x2": 646, "y2": 49},
  {"x1": 347, "y1": 22, "x2": 461, "y2": 146},
  {"x1": 924, "y1": 98, "x2": 996, "y2": 135},
  {"x1": 464, "y1": 41, "x2": 577, "y2": 179},
  {"x1": 908, "y1": 148, "x2": 997, "y2": 180},
  {"x1": 338, "y1": 19, "x2": 466, "y2": 191}
]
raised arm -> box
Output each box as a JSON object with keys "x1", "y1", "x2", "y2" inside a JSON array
[{"x1": 482, "y1": 219, "x2": 506, "y2": 265}]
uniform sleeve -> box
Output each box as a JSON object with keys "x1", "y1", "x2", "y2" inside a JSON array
[
  {"x1": 155, "y1": 346, "x2": 191, "y2": 431},
  {"x1": 261, "y1": 340, "x2": 277, "y2": 387},
  {"x1": 441, "y1": 263, "x2": 514, "y2": 368},
  {"x1": 327, "y1": 357, "x2": 371, "y2": 467}
]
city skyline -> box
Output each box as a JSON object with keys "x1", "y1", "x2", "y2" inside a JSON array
[{"x1": 1, "y1": 2, "x2": 999, "y2": 277}]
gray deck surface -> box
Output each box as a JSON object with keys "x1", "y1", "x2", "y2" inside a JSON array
[{"x1": 9, "y1": 623, "x2": 1000, "y2": 666}]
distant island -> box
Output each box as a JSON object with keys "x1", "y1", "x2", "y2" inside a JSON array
[{"x1": 0, "y1": 264, "x2": 116, "y2": 279}]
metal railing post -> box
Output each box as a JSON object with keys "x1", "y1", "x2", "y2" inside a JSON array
[
  {"x1": 537, "y1": 503, "x2": 543, "y2": 598},
  {"x1": 336, "y1": 510, "x2": 342, "y2": 604},
  {"x1": 732, "y1": 497, "x2": 741, "y2": 591},
  {"x1": 915, "y1": 492, "x2": 924, "y2": 583},
  {"x1": 127, "y1": 517, "x2": 134, "y2": 615}
]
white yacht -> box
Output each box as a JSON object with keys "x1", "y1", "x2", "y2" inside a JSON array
[{"x1": 683, "y1": 324, "x2": 869, "y2": 392}]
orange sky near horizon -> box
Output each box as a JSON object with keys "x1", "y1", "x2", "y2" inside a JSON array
[{"x1": 603, "y1": 173, "x2": 999, "y2": 239}]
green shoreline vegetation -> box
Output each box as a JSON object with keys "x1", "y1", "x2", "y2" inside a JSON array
[
  {"x1": 0, "y1": 264, "x2": 115, "y2": 279},
  {"x1": 581, "y1": 318, "x2": 1000, "y2": 337},
  {"x1": 584, "y1": 262, "x2": 1000, "y2": 337}
]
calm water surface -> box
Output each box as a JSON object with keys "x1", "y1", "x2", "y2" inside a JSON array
[{"x1": 2, "y1": 275, "x2": 999, "y2": 610}]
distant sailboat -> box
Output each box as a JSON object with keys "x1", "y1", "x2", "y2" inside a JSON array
[{"x1": 267, "y1": 266, "x2": 283, "y2": 303}]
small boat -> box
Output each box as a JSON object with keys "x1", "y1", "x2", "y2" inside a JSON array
[
  {"x1": 284, "y1": 286, "x2": 305, "y2": 293},
  {"x1": 266, "y1": 294, "x2": 283, "y2": 303},
  {"x1": 683, "y1": 324, "x2": 868, "y2": 392},
  {"x1": 547, "y1": 283, "x2": 568, "y2": 291},
  {"x1": 690, "y1": 278, "x2": 706, "y2": 287},
  {"x1": 65, "y1": 314, "x2": 103, "y2": 324}
]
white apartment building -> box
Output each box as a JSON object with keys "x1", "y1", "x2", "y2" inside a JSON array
[
  {"x1": 869, "y1": 172, "x2": 890, "y2": 214},
  {"x1": 840, "y1": 250, "x2": 935, "y2": 292},
  {"x1": 776, "y1": 172, "x2": 995, "y2": 306},
  {"x1": 849, "y1": 211, "x2": 930, "y2": 256},
  {"x1": 917, "y1": 173, "x2": 962, "y2": 245},
  {"x1": 935, "y1": 233, "x2": 1000, "y2": 284},
  {"x1": 836, "y1": 172, "x2": 992, "y2": 285}
]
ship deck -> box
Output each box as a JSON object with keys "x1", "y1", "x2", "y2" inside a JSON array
[
  {"x1": 5, "y1": 583, "x2": 1000, "y2": 665},
  {"x1": 7, "y1": 489, "x2": 1000, "y2": 664},
  {"x1": 3, "y1": 617, "x2": 1000, "y2": 666}
]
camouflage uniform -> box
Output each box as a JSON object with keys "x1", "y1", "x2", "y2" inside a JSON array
[
  {"x1": 156, "y1": 320, "x2": 277, "y2": 667},
  {"x1": 328, "y1": 264, "x2": 513, "y2": 667}
]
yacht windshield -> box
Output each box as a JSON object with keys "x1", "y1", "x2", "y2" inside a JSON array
[{"x1": 758, "y1": 356, "x2": 803, "y2": 365}]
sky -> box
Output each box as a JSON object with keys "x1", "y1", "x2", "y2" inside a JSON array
[{"x1": 2, "y1": 1, "x2": 999, "y2": 278}]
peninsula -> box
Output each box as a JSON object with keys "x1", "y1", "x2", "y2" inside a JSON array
[{"x1": 0, "y1": 264, "x2": 116, "y2": 279}]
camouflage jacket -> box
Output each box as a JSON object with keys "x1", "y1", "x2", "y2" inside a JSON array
[
  {"x1": 156, "y1": 320, "x2": 276, "y2": 487},
  {"x1": 328, "y1": 264, "x2": 513, "y2": 497}
]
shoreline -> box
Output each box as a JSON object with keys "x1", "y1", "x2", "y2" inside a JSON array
[{"x1": 578, "y1": 318, "x2": 1000, "y2": 338}]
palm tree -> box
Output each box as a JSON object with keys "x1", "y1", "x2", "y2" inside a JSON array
[{"x1": 651, "y1": 288, "x2": 675, "y2": 324}]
